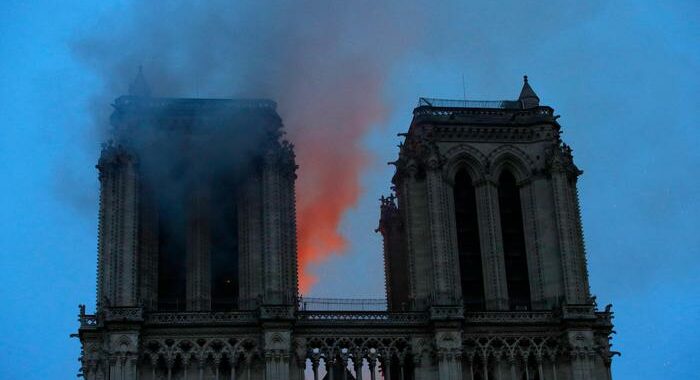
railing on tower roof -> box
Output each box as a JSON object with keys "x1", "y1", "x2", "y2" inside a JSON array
[
  {"x1": 298, "y1": 297, "x2": 387, "y2": 311},
  {"x1": 418, "y1": 97, "x2": 522, "y2": 109}
]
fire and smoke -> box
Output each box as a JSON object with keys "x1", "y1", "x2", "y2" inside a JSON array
[{"x1": 75, "y1": 1, "x2": 424, "y2": 292}]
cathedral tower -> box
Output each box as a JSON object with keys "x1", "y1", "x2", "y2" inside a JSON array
[
  {"x1": 379, "y1": 76, "x2": 616, "y2": 379},
  {"x1": 77, "y1": 74, "x2": 615, "y2": 380},
  {"x1": 77, "y1": 71, "x2": 299, "y2": 379}
]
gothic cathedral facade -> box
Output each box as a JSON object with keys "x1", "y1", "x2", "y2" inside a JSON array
[{"x1": 76, "y1": 74, "x2": 616, "y2": 380}]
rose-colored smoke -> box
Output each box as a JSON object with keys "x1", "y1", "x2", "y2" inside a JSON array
[
  {"x1": 282, "y1": 76, "x2": 387, "y2": 292},
  {"x1": 74, "y1": 1, "x2": 422, "y2": 293}
]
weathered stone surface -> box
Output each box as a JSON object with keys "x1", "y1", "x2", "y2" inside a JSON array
[{"x1": 77, "y1": 77, "x2": 615, "y2": 379}]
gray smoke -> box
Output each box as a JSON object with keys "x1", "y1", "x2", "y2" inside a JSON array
[{"x1": 72, "y1": 0, "x2": 604, "y2": 291}]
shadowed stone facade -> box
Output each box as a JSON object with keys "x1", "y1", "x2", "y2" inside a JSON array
[{"x1": 76, "y1": 75, "x2": 616, "y2": 379}]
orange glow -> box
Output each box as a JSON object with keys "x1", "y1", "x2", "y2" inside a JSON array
[{"x1": 281, "y1": 75, "x2": 386, "y2": 294}]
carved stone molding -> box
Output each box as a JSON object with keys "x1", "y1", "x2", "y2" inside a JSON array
[{"x1": 103, "y1": 307, "x2": 144, "y2": 322}]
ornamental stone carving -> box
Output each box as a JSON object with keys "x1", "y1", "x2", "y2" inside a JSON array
[{"x1": 76, "y1": 77, "x2": 615, "y2": 379}]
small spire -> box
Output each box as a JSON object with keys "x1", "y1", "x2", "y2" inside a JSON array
[
  {"x1": 128, "y1": 65, "x2": 151, "y2": 97},
  {"x1": 518, "y1": 74, "x2": 539, "y2": 108}
]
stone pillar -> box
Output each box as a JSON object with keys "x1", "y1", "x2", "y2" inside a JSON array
[
  {"x1": 228, "y1": 357, "x2": 237, "y2": 380},
  {"x1": 381, "y1": 355, "x2": 391, "y2": 380},
  {"x1": 425, "y1": 156, "x2": 460, "y2": 304},
  {"x1": 530, "y1": 175, "x2": 565, "y2": 307},
  {"x1": 312, "y1": 357, "x2": 320, "y2": 380},
  {"x1": 569, "y1": 184, "x2": 591, "y2": 301},
  {"x1": 536, "y1": 355, "x2": 545, "y2": 380},
  {"x1": 239, "y1": 173, "x2": 263, "y2": 309},
  {"x1": 80, "y1": 339, "x2": 105, "y2": 380},
  {"x1": 435, "y1": 330, "x2": 462, "y2": 380},
  {"x1": 464, "y1": 355, "x2": 475, "y2": 380},
  {"x1": 96, "y1": 143, "x2": 140, "y2": 309},
  {"x1": 187, "y1": 183, "x2": 211, "y2": 311},
  {"x1": 138, "y1": 181, "x2": 159, "y2": 311},
  {"x1": 368, "y1": 356, "x2": 377, "y2": 380},
  {"x1": 262, "y1": 149, "x2": 283, "y2": 303},
  {"x1": 263, "y1": 330, "x2": 292, "y2": 380},
  {"x1": 549, "y1": 147, "x2": 589, "y2": 304},
  {"x1": 567, "y1": 330, "x2": 596, "y2": 380},
  {"x1": 396, "y1": 163, "x2": 432, "y2": 309},
  {"x1": 474, "y1": 179, "x2": 509, "y2": 310},
  {"x1": 508, "y1": 354, "x2": 518, "y2": 380},
  {"x1": 125, "y1": 354, "x2": 139, "y2": 380},
  {"x1": 354, "y1": 356, "x2": 363, "y2": 380},
  {"x1": 293, "y1": 337, "x2": 308, "y2": 380},
  {"x1": 519, "y1": 180, "x2": 547, "y2": 309},
  {"x1": 279, "y1": 141, "x2": 298, "y2": 304},
  {"x1": 411, "y1": 335, "x2": 438, "y2": 380},
  {"x1": 261, "y1": 142, "x2": 299, "y2": 305},
  {"x1": 105, "y1": 333, "x2": 140, "y2": 380}
]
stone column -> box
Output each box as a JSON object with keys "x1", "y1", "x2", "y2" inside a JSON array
[
  {"x1": 354, "y1": 356, "x2": 363, "y2": 380},
  {"x1": 138, "y1": 181, "x2": 159, "y2": 311},
  {"x1": 368, "y1": 356, "x2": 377, "y2": 380},
  {"x1": 425, "y1": 156, "x2": 460, "y2": 304},
  {"x1": 530, "y1": 175, "x2": 565, "y2": 307},
  {"x1": 536, "y1": 355, "x2": 545, "y2": 380},
  {"x1": 278, "y1": 141, "x2": 298, "y2": 304},
  {"x1": 549, "y1": 146, "x2": 590, "y2": 304},
  {"x1": 228, "y1": 357, "x2": 237, "y2": 380},
  {"x1": 125, "y1": 354, "x2": 139, "y2": 380},
  {"x1": 312, "y1": 357, "x2": 320, "y2": 380},
  {"x1": 568, "y1": 183, "x2": 591, "y2": 301},
  {"x1": 508, "y1": 354, "x2": 518, "y2": 380},
  {"x1": 435, "y1": 330, "x2": 463, "y2": 380},
  {"x1": 187, "y1": 182, "x2": 211, "y2": 311},
  {"x1": 474, "y1": 179, "x2": 509, "y2": 310},
  {"x1": 261, "y1": 147, "x2": 287, "y2": 304},
  {"x1": 411, "y1": 335, "x2": 437, "y2": 380},
  {"x1": 381, "y1": 355, "x2": 391, "y2": 380},
  {"x1": 396, "y1": 163, "x2": 432, "y2": 309},
  {"x1": 465, "y1": 355, "x2": 475, "y2": 380},
  {"x1": 96, "y1": 143, "x2": 140, "y2": 309},
  {"x1": 567, "y1": 330, "x2": 596, "y2": 380},
  {"x1": 519, "y1": 180, "x2": 547, "y2": 309},
  {"x1": 105, "y1": 333, "x2": 140, "y2": 380},
  {"x1": 263, "y1": 330, "x2": 292, "y2": 380},
  {"x1": 238, "y1": 173, "x2": 263, "y2": 309}
]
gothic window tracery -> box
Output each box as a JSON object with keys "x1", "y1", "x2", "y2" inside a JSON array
[
  {"x1": 157, "y1": 190, "x2": 187, "y2": 311},
  {"x1": 498, "y1": 169, "x2": 532, "y2": 310},
  {"x1": 210, "y1": 176, "x2": 240, "y2": 311},
  {"x1": 453, "y1": 167, "x2": 486, "y2": 310}
]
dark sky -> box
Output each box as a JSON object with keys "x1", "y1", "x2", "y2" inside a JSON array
[{"x1": 1, "y1": 1, "x2": 698, "y2": 378}]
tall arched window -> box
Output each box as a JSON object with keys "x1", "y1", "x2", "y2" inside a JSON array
[
  {"x1": 210, "y1": 177, "x2": 239, "y2": 311},
  {"x1": 453, "y1": 168, "x2": 485, "y2": 310},
  {"x1": 498, "y1": 170, "x2": 531, "y2": 310},
  {"x1": 157, "y1": 193, "x2": 187, "y2": 311}
]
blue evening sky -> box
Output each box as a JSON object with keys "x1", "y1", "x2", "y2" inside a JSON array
[{"x1": 1, "y1": 1, "x2": 698, "y2": 378}]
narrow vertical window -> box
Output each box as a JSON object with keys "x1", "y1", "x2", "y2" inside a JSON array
[
  {"x1": 498, "y1": 170, "x2": 531, "y2": 310},
  {"x1": 210, "y1": 178, "x2": 239, "y2": 311},
  {"x1": 453, "y1": 168, "x2": 485, "y2": 310},
  {"x1": 157, "y1": 198, "x2": 187, "y2": 311}
]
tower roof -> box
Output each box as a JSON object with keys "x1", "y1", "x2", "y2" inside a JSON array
[
  {"x1": 518, "y1": 75, "x2": 539, "y2": 108},
  {"x1": 128, "y1": 66, "x2": 151, "y2": 97}
]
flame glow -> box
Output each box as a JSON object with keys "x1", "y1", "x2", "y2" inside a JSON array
[{"x1": 282, "y1": 78, "x2": 387, "y2": 293}]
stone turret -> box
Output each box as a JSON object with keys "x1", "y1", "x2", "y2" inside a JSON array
[
  {"x1": 128, "y1": 66, "x2": 151, "y2": 97},
  {"x1": 518, "y1": 75, "x2": 540, "y2": 108}
]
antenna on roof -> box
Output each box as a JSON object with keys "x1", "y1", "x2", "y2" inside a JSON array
[{"x1": 461, "y1": 74, "x2": 466, "y2": 101}]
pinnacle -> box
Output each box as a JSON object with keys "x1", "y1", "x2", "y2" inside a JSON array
[
  {"x1": 518, "y1": 74, "x2": 539, "y2": 108},
  {"x1": 128, "y1": 65, "x2": 151, "y2": 97}
]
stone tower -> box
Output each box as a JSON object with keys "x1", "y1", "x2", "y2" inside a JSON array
[
  {"x1": 77, "y1": 71, "x2": 300, "y2": 379},
  {"x1": 76, "y1": 74, "x2": 615, "y2": 380},
  {"x1": 377, "y1": 76, "x2": 616, "y2": 379}
]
